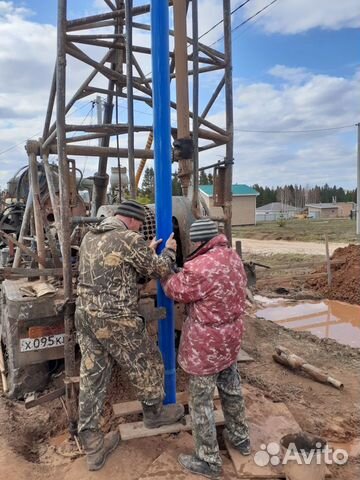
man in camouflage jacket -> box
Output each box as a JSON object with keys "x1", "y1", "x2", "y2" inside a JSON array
[
  {"x1": 76, "y1": 199, "x2": 184, "y2": 471},
  {"x1": 162, "y1": 218, "x2": 250, "y2": 480}
]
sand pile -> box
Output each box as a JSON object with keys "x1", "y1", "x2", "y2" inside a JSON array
[{"x1": 308, "y1": 244, "x2": 360, "y2": 305}]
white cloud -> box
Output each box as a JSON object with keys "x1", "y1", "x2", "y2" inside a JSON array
[
  {"x1": 243, "y1": 0, "x2": 360, "y2": 34},
  {"x1": 0, "y1": 2, "x2": 127, "y2": 186},
  {"x1": 187, "y1": 0, "x2": 224, "y2": 45},
  {"x1": 0, "y1": 1, "x2": 358, "y2": 193},
  {"x1": 268, "y1": 65, "x2": 311, "y2": 84},
  {"x1": 202, "y1": 66, "x2": 359, "y2": 189}
]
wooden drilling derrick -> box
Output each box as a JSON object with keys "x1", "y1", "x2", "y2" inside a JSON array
[{"x1": 0, "y1": 0, "x2": 234, "y2": 435}]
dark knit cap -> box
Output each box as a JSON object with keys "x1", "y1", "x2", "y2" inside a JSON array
[
  {"x1": 114, "y1": 200, "x2": 145, "y2": 222},
  {"x1": 189, "y1": 218, "x2": 218, "y2": 243}
]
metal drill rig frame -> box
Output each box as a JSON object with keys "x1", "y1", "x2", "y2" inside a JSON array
[{"x1": 1, "y1": 0, "x2": 234, "y2": 431}]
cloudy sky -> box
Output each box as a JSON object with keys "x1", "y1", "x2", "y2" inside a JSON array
[{"x1": 0, "y1": 0, "x2": 359, "y2": 190}]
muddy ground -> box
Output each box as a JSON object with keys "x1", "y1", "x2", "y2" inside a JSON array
[
  {"x1": 0, "y1": 248, "x2": 359, "y2": 479},
  {"x1": 1, "y1": 309, "x2": 359, "y2": 479},
  {"x1": 308, "y1": 244, "x2": 360, "y2": 305},
  {"x1": 252, "y1": 244, "x2": 360, "y2": 306}
]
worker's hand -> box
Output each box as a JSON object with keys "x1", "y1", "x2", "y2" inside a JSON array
[
  {"x1": 149, "y1": 238, "x2": 163, "y2": 251},
  {"x1": 165, "y1": 232, "x2": 177, "y2": 252}
]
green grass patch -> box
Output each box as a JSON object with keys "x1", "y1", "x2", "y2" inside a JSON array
[
  {"x1": 243, "y1": 252, "x2": 325, "y2": 269},
  {"x1": 233, "y1": 218, "x2": 358, "y2": 243}
]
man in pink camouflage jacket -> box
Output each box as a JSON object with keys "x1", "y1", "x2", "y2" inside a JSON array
[{"x1": 162, "y1": 218, "x2": 250, "y2": 479}]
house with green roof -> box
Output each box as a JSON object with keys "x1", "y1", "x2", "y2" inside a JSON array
[{"x1": 199, "y1": 184, "x2": 259, "y2": 226}]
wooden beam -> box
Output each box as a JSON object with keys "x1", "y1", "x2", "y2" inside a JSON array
[
  {"x1": 43, "y1": 50, "x2": 114, "y2": 147},
  {"x1": 0, "y1": 230, "x2": 45, "y2": 267},
  {"x1": 66, "y1": 132, "x2": 108, "y2": 143},
  {"x1": 65, "y1": 123, "x2": 153, "y2": 134},
  {"x1": 24, "y1": 387, "x2": 66, "y2": 409},
  {"x1": 67, "y1": 10, "x2": 124, "y2": 30},
  {"x1": 132, "y1": 21, "x2": 225, "y2": 61},
  {"x1": 28, "y1": 151, "x2": 47, "y2": 270},
  {"x1": 67, "y1": 20, "x2": 116, "y2": 33},
  {"x1": 143, "y1": 65, "x2": 224, "y2": 84},
  {"x1": 49, "y1": 143, "x2": 154, "y2": 158},
  {"x1": 0, "y1": 267, "x2": 64, "y2": 278},
  {"x1": 66, "y1": 43, "x2": 127, "y2": 83},
  {"x1": 66, "y1": 4, "x2": 151, "y2": 31},
  {"x1": 66, "y1": 38, "x2": 124, "y2": 49},
  {"x1": 113, "y1": 389, "x2": 220, "y2": 418},
  {"x1": 118, "y1": 410, "x2": 225, "y2": 440}
]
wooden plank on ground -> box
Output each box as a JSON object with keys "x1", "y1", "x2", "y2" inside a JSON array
[
  {"x1": 24, "y1": 386, "x2": 65, "y2": 409},
  {"x1": 225, "y1": 390, "x2": 331, "y2": 478},
  {"x1": 119, "y1": 409, "x2": 225, "y2": 441},
  {"x1": 113, "y1": 391, "x2": 187, "y2": 417},
  {"x1": 237, "y1": 348, "x2": 254, "y2": 362},
  {"x1": 113, "y1": 388, "x2": 219, "y2": 417}
]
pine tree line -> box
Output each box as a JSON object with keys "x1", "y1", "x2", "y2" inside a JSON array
[
  {"x1": 253, "y1": 184, "x2": 357, "y2": 208},
  {"x1": 138, "y1": 167, "x2": 213, "y2": 202},
  {"x1": 138, "y1": 168, "x2": 356, "y2": 208}
]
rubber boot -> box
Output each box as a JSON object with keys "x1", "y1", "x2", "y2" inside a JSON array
[
  {"x1": 178, "y1": 454, "x2": 222, "y2": 479},
  {"x1": 79, "y1": 429, "x2": 120, "y2": 471},
  {"x1": 142, "y1": 401, "x2": 184, "y2": 428},
  {"x1": 223, "y1": 429, "x2": 251, "y2": 456}
]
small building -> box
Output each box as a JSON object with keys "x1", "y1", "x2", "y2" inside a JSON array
[
  {"x1": 306, "y1": 203, "x2": 339, "y2": 219},
  {"x1": 256, "y1": 202, "x2": 302, "y2": 222},
  {"x1": 336, "y1": 202, "x2": 355, "y2": 218},
  {"x1": 199, "y1": 184, "x2": 259, "y2": 226},
  {"x1": 306, "y1": 202, "x2": 355, "y2": 219}
]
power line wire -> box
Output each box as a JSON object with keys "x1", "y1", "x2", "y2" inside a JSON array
[
  {"x1": 198, "y1": 0, "x2": 252, "y2": 41},
  {"x1": 232, "y1": 0, "x2": 279, "y2": 40},
  {"x1": 67, "y1": 100, "x2": 94, "y2": 118},
  {"x1": 0, "y1": 100, "x2": 93, "y2": 158},
  {"x1": 210, "y1": 0, "x2": 279, "y2": 46},
  {"x1": 68, "y1": 102, "x2": 95, "y2": 139},
  {"x1": 0, "y1": 132, "x2": 41, "y2": 157},
  {"x1": 98, "y1": 94, "x2": 153, "y2": 117},
  {"x1": 144, "y1": 0, "x2": 254, "y2": 78}
]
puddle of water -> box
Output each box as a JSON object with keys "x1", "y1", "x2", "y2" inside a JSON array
[
  {"x1": 256, "y1": 300, "x2": 360, "y2": 348},
  {"x1": 253, "y1": 295, "x2": 288, "y2": 305}
]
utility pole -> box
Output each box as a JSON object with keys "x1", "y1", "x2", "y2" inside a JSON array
[
  {"x1": 223, "y1": 0, "x2": 234, "y2": 244},
  {"x1": 357, "y1": 123, "x2": 360, "y2": 235}
]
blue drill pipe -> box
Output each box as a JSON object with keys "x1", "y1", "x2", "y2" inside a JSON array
[{"x1": 151, "y1": 0, "x2": 176, "y2": 404}]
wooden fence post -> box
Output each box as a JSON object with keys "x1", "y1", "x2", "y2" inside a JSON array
[{"x1": 325, "y1": 234, "x2": 332, "y2": 288}]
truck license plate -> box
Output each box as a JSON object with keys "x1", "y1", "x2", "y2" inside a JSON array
[{"x1": 20, "y1": 334, "x2": 65, "y2": 352}]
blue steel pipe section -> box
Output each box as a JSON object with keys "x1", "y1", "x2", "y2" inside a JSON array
[{"x1": 151, "y1": 0, "x2": 176, "y2": 404}]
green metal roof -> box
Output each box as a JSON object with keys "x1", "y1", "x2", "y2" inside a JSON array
[{"x1": 199, "y1": 184, "x2": 259, "y2": 197}]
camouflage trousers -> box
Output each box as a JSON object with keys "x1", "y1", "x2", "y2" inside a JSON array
[
  {"x1": 189, "y1": 363, "x2": 249, "y2": 468},
  {"x1": 76, "y1": 307, "x2": 165, "y2": 433}
]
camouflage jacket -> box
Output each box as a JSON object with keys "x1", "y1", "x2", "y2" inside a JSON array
[
  {"x1": 76, "y1": 216, "x2": 176, "y2": 318},
  {"x1": 162, "y1": 234, "x2": 246, "y2": 375}
]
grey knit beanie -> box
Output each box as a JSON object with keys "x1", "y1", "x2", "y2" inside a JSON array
[
  {"x1": 189, "y1": 218, "x2": 218, "y2": 243},
  {"x1": 114, "y1": 200, "x2": 145, "y2": 222}
]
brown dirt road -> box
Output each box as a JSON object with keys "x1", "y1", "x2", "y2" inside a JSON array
[{"x1": 235, "y1": 238, "x2": 350, "y2": 256}]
